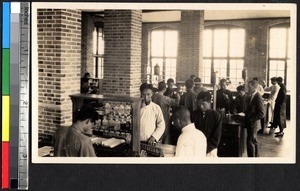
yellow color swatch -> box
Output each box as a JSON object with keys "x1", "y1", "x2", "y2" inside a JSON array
[{"x1": 2, "y1": 96, "x2": 10, "y2": 141}]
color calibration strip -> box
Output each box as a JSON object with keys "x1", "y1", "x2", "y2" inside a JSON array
[{"x1": 2, "y1": 2, "x2": 11, "y2": 189}]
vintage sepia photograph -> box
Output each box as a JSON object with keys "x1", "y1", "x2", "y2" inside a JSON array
[{"x1": 31, "y1": 2, "x2": 296, "y2": 163}]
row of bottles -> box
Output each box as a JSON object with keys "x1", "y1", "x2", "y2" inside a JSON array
[
  {"x1": 104, "y1": 102, "x2": 131, "y2": 116},
  {"x1": 95, "y1": 115, "x2": 131, "y2": 131}
]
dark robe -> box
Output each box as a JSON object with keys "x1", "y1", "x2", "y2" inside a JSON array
[
  {"x1": 216, "y1": 89, "x2": 234, "y2": 113},
  {"x1": 233, "y1": 93, "x2": 248, "y2": 113},
  {"x1": 179, "y1": 89, "x2": 198, "y2": 114},
  {"x1": 272, "y1": 83, "x2": 287, "y2": 130},
  {"x1": 191, "y1": 109, "x2": 222, "y2": 153}
]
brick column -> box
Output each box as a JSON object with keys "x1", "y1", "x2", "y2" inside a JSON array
[
  {"x1": 103, "y1": 10, "x2": 142, "y2": 97},
  {"x1": 177, "y1": 10, "x2": 204, "y2": 81},
  {"x1": 37, "y1": 9, "x2": 81, "y2": 138}
]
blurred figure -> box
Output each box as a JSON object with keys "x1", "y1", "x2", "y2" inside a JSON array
[
  {"x1": 172, "y1": 106, "x2": 207, "y2": 157},
  {"x1": 216, "y1": 78, "x2": 234, "y2": 113},
  {"x1": 139, "y1": 83, "x2": 165, "y2": 144},
  {"x1": 191, "y1": 92, "x2": 222, "y2": 157},
  {"x1": 252, "y1": 77, "x2": 265, "y2": 96},
  {"x1": 179, "y1": 79, "x2": 198, "y2": 114},
  {"x1": 152, "y1": 81, "x2": 180, "y2": 144},
  {"x1": 164, "y1": 78, "x2": 177, "y2": 98},
  {"x1": 244, "y1": 80, "x2": 265, "y2": 157},
  {"x1": 81, "y1": 72, "x2": 90, "y2": 93},
  {"x1": 271, "y1": 77, "x2": 287, "y2": 137},
  {"x1": 190, "y1": 74, "x2": 196, "y2": 81},
  {"x1": 264, "y1": 77, "x2": 280, "y2": 127},
  {"x1": 193, "y1": 77, "x2": 207, "y2": 94},
  {"x1": 233, "y1": 85, "x2": 248, "y2": 114}
]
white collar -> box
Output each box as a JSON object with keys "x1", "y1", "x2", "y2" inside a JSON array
[{"x1": 182, "y1": 123, "x2": 196, "y2": 133}]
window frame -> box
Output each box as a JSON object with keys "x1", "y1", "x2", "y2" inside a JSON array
[
  {"x1": 203, "y1": 25, "x2": 246, "y2": 85},
  {"x1": 93, "y1": 21, "x2": 104, "y2": 79}
]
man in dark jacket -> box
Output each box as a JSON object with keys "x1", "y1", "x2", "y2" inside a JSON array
[
  {"x1": 244, "y1": 80, "x2": 265, "y2": 157},
  {"x1": 271, "y1": 77, "x2": 287, "y2": 137},
  {"x1": 216, "y1": 78, "x2": 234, "y2": 113},
  {"x1": 179, "y1": 79, "x2": 198, "y2": 114},
  {"x1": 191, "y1": 92, "x2": 222, "y2": 157}
]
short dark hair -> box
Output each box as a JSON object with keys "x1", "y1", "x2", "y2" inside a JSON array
[
  {"x1": 276, "y1": 77, "x2": 283, "y2": 83},
  {"x1": 253, "y1": 77, "x2": 259, "y2": 81},
  {"x1": 140, "y1": 83, "x2": 153, "y2": 92},
  {"x1": 236, "y1": 85, "x2": 245, "y2": 92},
  {"x1": 77, "y1": 106, "x2": 98, "y2": 123},
  {"x1": 271, "y1": 77, "x2": 277, "y2": 82},
  {"x1": 167, "y1": 78, "x2": 174, "y2": 83},
  {"x1": 172, "y1": 106, "x2": 191, "y2": 123},
  {"x1": 248, "y1": 80, "x2": 259, "y2": 88},
  {"x1": 185, "y1": 79, "x2": 194, "y2": 89},
  {"x1": 190, "y1": 75, "x2": 196, "y2": 79},
  {"x1": 220, "y1": 78, "x2": 226, "y2": 85},
  {"x1": 194, "y1": 77, "x2": 201, "y2": 82},
  {"x1": 197, "y1": 91, "x2": 212, "y2": 102},
  {"x1": 158, "y1": 81, "x2": 167, "y2": 91}
]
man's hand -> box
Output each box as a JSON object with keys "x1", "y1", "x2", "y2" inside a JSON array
[{"x1": 148, "y1": 136, "x2": 157, "y2": 145}]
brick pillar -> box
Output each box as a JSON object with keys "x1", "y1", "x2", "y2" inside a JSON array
[
  {"x1": 177, "y1": 10, "x2": 204, "y2": 81},
  {"x1": 103, "y1": 10, "x2": 142, "y2": 97},
  {"x1": 37, "y1": 9, "x2": 81, "y2": 138}
]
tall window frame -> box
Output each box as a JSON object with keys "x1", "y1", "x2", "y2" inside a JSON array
[
  {"x1": 203, "y1": 25, "x2": 246, "y2": 86},
  {"x1": 268, "y1": 24, "x2": 290, "y2": 90},
  {"x1": 93, "y1": 21, "x2": 104, "y2": 79},
  {"x1": 147, "y1": 28, "x2": 178, "y2": 83}
]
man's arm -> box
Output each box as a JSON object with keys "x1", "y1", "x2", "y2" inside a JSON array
[
  {"x1": 151, "y1": 106, "x2": 165, "y2": 141},
  {"x1": 207, "y1": 112, "x2": 222, "y2": 153},
  {"x1": 80, "y1": 140, "x2": 96, "y2": 157},
  {"x1": 175, "y1": 136, "x2": 188, "y2": 157},
  {"x1": 255, "y1": 94, "x2": 265, "y2": 121}
]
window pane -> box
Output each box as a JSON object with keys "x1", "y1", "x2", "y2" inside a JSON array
[
  {"x1": 286, "y1": 60, "x2": 291, "y2": 91},
  {"x1": 203, "y1": 29, "x2": 212, "y2": 57},
  {"x1": 165, "y1": 31, "x2": 178, "y2": 57},
  {"x1": 203, "y1": 59, "x2": 211, "y2": 84},
  {"x1": 214, "y1": 29, "x2": 228, "y2": 57},
  {"x1": 165, "y1": 59, "x2": 177, "y2": 82},
  {"x1": 151, "y1": 58, "x2": 164, "y2": 76},
  {"x1": 97, "y1": 57, "x2": 104, "y2": 79},
  {"x1": 214, "y1": 59, "x2": 227, "y2": 79},
  {"x1": 229, "y1": 29, "x2": 245, "y2": 57},
  {"x1": 151, "y1": 31, "x2": 164, "y2": 57},
  {"x1": 229, "y1": 59, "x2": 244, "y2": 85},
  {"x1": 93, "y1": 27, "x2": 97, "y2": 55},
  {"x1": 269, "y1": 28, "x2": 287, "y2": 58},
  {"x1": 98, "y1": 28, "x2": 104, "y2": 55}
]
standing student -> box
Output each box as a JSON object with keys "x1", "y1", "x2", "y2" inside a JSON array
[
  {"x1": 271, "y1": 77, "x2": 287, "y2": 137},
  {"x1": 193, "y1": 77, "x2": 207, "y2": 95},
  {"x1": 164, "y1": 78, "x2": 177, "y2": 98},
  {"x1": 244, "y1": 80, "x2": 265, "y2": 157},
  {"x1": 172, "y1": 107, "x2": 207, "y2": 157},
  {"x1": 233, "y1": 85, "x2": 248, "y2": 114},
  {"x1": 264, "y1": 77, "x2": 280, "y2": 128},
  {"x1": 152, "y1": 81, "x2": 180, "y2": 144},
  {"x1": 216, "y1": 78, "x2": 234, "y2": 113},
  {"x1": 179, "y1": 79, "x2": 198, "y2": 114},
  {"x1": 139, "y1": 83, "x2": 165, "y2": 144},
  {"x1": 191, "y1": 92, "x2": 222, "y2": 157}
]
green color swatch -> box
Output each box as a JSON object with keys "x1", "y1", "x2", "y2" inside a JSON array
[{"x1": 2, "y1": 49, "x2": 10, "y2": 95}]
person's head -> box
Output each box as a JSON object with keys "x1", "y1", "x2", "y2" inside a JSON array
[
  {"x1": 219, "y1": 78, "x2": 227, "y2": 90},
  {"x1": 197, "y1": 92, "x2": 212, "y2": 112},
  {"x1": 271, "y1": 77, "x2": 278, "y2": 85},
  {"x1": 185, "y1": 79, "x2": 194, "y2": 90},
  {"x1": 76, "y1": 106, "x2": 98, "y2": 132},
  {"x1": 167, "y1": 78, "x2": 175, "y2": 89},
  {"x1": 83, "y1": 72, "x2": 90, "y2": 78},
  {"x1": 194, "y1": 77, "x2": 202, "y2": 87},
  {"x1": 140, "y1": 83, "x2": 154, "y2": 105},
  {"x1": 158, "y1": 81, "x2": 167, "y2": 92},
  {"x1": 248, "y1": 80, "x2": 259, "y2": 94},
  {"x1": 236, "y1": 85, "x2": 246, "y2": 97},
  {"x1": 171, "y1": 106, "x2": 191, "y2": 131},
  {"x1": 252, "y1": 77, "x2": 259, "y2": 82},
  {"x1": 276, "y1": 76, "x2": 283, "y2": 84},
  {"x1": 190, "y1": 75, "x2": 196, "y2": 81}
]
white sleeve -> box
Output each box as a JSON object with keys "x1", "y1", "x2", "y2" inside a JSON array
[
  {"x1": 175, "y1": 136, "x2": 188, "y2": 157},
  {"x1": 151, "y1": 105, "x2": 165, "y2": 141}
]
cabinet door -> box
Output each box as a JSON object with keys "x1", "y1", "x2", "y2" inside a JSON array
[{"x1": 218, "y1": 138, "x2": 239, "y2": 157}]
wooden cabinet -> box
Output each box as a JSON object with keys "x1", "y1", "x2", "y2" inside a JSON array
[
  {"x1": 69, "y1": 93, "x2": 142, "y2": 157},
  {"x1": 217, "y1": 118, "x2": 246, "y2": 157}
]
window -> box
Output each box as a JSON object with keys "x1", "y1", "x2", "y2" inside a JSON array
[
  {"x1": 203, "y1": 27, "x2": 245, "y2": 86},
  {"x1": 93, "y1": 22, "x2": 104, "y2": 79},
  {"x1": 268, "y1": 26, "x2": 291, "y2": 90},
  {"x1": 148, "y1": 29, "x2": 178, "y2": 83}
]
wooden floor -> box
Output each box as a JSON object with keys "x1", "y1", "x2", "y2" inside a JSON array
[{"x1": 256, "y1": 120, "x2": 293, "y2": 157}]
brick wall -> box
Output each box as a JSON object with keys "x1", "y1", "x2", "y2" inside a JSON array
[
  {"x1": 37, "y1": 9, "x2": 82, "y2": 139},
  {"x1": 103, "y1": 10, "x2": 142, "y2": 97}
]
